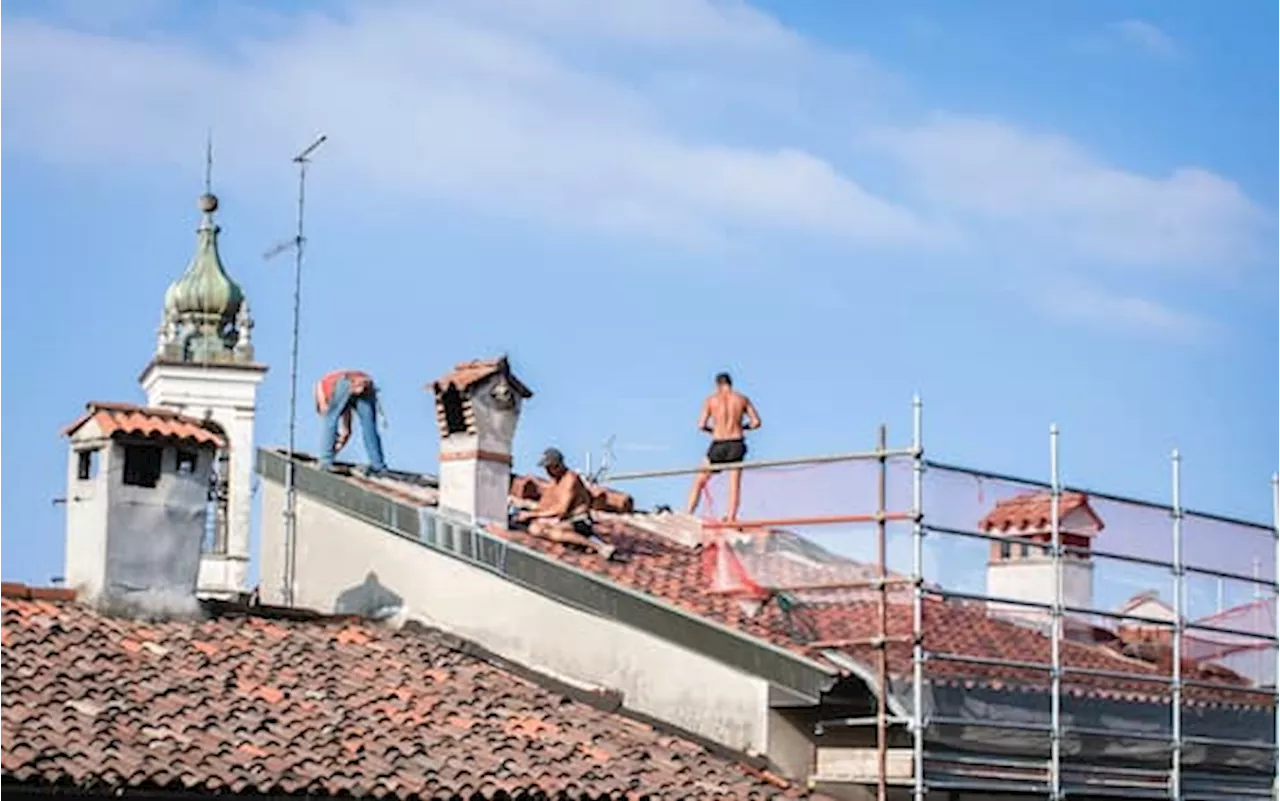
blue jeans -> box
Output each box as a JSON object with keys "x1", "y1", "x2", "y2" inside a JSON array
[{"x1": 320, "y1": 376, "x2": 387, "y2": 472}]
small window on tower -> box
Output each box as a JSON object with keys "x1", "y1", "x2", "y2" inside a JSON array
[
  {"x1": 1019, "y1": 542, "x2": 1031, "y2": 559},
  {"x1": 122, "y1": 444, "x2": 163, "y2": 488},
  {"x1": 440, "y1": 387, "x2": 469, "y2": 435},
  {"x1": 76, "y1": 449, "x2": 99, "y2": 481},
  {"x1": 176, "y1": 450, "x2": 198, "y2": 474},
  {"x1": 998, "y1": 541, "x2": 1012, "y2": 560}
]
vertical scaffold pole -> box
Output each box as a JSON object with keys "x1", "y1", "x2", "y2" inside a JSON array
[
  {"x1": 910, "y1": 395, "x2": 925, "y2": 801},
  {"x1": 1271, "y1": 473, "x2": 1279, "y2": 801},
  {"x1": 1049, "y1": 424, "x2": 1063, "y2": 800},
  {"x1": 1170, "y1": 450, "x2": 1184, "y2": 800},
  {"x1": 875, "y1": 424, "x2": 889, "y2": 801}
]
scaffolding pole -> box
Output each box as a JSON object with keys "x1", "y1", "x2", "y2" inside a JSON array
[
  {"x1": 1272, "y1": 473, "x2": 1279, "y2": 801},
  {"x1": 910, "y1": 395, "x2": 926, "y2": 801},
  {"x1": 1171, "y1": 450, "x2": 1184, "y2": 800},
  {"x1": 1050, "y1": 424, "x2": 1063, "y2": 801},
  {"x1": 875, "y1": 423, "x2": 889, "y2": 801}
]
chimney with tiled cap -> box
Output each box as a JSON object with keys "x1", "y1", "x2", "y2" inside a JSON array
[
  {"x1": 429, "y1": 357, "x2": 533, "y2": 524},
  {"x1": 983, "y1": 490, "x2": 1101, "y2": 627},
  {"x1": 61, "y1": 401, "x2": 226, "y2": 619}
]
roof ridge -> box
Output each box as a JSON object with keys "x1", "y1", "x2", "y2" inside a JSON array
[{"x1": 0, "y1": 583, "x2": 76, "y2": 602}]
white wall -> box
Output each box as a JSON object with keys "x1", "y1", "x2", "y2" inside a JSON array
[
  {"x1": 259, "y1": 480, "x2": 775, "y2": 754},
  {"x1": 141, "y1": 361, "x2": 265, "y2": 597},
  {"x1": 986, "y1": 558, "x2": 1094, "y2": 621},
  {"x1": 64, "y1": 429, "x2": 111, "y2": 599}
]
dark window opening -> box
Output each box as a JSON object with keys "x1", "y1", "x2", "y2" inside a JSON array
[
  {"x1": 176, "y1": 450, "x2": 198, "y2": 474},
  {"x1": 204, "y1": 451, "x2": 231, "y2": 554},
  {"x1": 440, "y1": 387, "x2": 469, "y2": 434},
  {"x1": 998, "y1": 541, "x2": 1011, "y2": 560},
  {"x1": 123, "y1": 444, "x2": 164, "y2": 488},
  {"x1": 1019, "y1": 542, "x2": 1031, "y2": 558},
  {"x1": 76, "y1": 449, "x2": 99, "y2": 481}
]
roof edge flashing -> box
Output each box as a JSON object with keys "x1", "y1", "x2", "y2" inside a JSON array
[{"x1": 256, "y1": 447, "x2": 838, "y2": 701}]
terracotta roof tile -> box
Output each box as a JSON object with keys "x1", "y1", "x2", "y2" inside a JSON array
[
  {"x1": 429, "y1": 356, "x2": 533, "y2": 399},
  {"x1": 477, "y1": 519, "x2": 1267, "y2": 707},
  {"x1": 311, "y1": 469, "x2": 1272, "y2": 712},
  {"x1": 978, "y1": 490, "x2": 1102, "y2": 535},
  {"x1": 1, "y1": 591, "x2": 814, "y2": 799},
  {"x1": 63, "y1": 402, "x2": 225, "y2": 449}
]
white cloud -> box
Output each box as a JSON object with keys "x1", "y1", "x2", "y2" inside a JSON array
[
  {"x1": 1109, "y1": 19, "x2": 1181, "y2": 60},
  {"x1": 0, "y1": 0, "x2": 1267, "y2": 328},
  {"x1": 872, "y1": 113, "x2": 1268, "y2": 272},
  {"x1": 1038, "y1": 281, "x2": 1211, "y2": 341},
  {"x1": 0, "y1": 1, "x2": 928, "y2": 246}
]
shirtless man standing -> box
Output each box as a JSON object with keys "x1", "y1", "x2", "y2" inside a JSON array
[
  {"x1": 513, "y1": 448, "x2": 618, "y2": 560},
  {"x1": 687, "y1": 372, "x2": 762, "y2": 522}
]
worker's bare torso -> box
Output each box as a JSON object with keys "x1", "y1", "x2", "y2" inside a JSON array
[
  {"x1": 537, "y1": 470, "x2": 593, "y2": 519},
  {"x1": 704, "y1": 390, "x2": 752, "y2": 440}
]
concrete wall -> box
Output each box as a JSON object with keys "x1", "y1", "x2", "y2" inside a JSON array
[
  {"x1": 141, "y1": 361, "x2": 265, "y2": 597},
  {"x1": 259, "y1": 480, "x2": 775, "y2": 755}
]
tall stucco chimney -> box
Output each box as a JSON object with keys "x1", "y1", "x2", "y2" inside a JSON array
[
  {"x1": 428, "y1": 357, "x2": 533, "y2": 525},
  {"x1": 61, "y1": 402, "x2": 226, "y2": 619}
]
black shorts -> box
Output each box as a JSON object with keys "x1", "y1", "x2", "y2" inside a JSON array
[
  {"x1": 568, "y1": 515, "x2": 596, "y2": 538},
  {"x1": 707, "y1": 439, "x2": 747, "y2": 465}
]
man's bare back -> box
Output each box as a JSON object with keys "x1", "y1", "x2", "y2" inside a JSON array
[{"x1": 702, "y1": 390, "x2": 752, "y2": 441}]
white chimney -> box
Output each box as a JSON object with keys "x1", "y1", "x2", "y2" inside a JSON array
[
  {"x1": 429, "y1": 357, "x2": 532, "y2": 525},
  {"x1": 62, "y1": 402, "x2": 225, "y2": 619},
  {"x1": 982, "y1": 491, "x2": 1102, "y2": 627}
]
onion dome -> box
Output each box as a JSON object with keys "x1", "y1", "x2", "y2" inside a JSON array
[{"x1": 163, "y1": 193, "x2": 244, "y2": 323}]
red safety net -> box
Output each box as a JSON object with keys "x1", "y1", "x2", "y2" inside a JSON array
[
  {"x1": 1183, "y1": 598, "x2": 1278, "y2": 687},
  {"x1": 688, "y1": 457, "x2": 916, "y2": 604}
]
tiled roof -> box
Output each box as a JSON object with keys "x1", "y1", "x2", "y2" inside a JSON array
[
  {"x1": 484, "y1": 519, "x2": 1267, "y2": 708},
  {"x1": 978, "y1": 490, "x2": 1103, "y2": 535},
  {"x1": 0, "y1": 587, "x2": 811, "y2": 799},
  {"x1": 429, "y1": 357, "x2": 533, "y2": 399},
  {"x1": 62, "y1": 401, "x2": 225, "y2": 449},
  {"x1": 288, "y1": 465, "x2": 1273, "y2": 710}
]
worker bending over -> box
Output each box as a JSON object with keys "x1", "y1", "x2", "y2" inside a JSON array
[
  {"x1": 315, "y1": 368, "x2": 388, "y2": 476},
  {"x1": 687, "y1": 372, "x2": 761, "y2": 523},
  {"x1": 513, "y1": 448, "x2": 618, "y2": 561}
]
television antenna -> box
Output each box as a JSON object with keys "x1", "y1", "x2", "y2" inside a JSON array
[
  {"x1": 588, "y1": 435, "x2": 617, "y2": 485},
  {"x1": 263, "y1": 133, "x2": 328, "y2": 608}
]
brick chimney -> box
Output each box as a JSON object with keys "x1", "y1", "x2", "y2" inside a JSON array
[
  {"x1": 429, "y1": 357, "x2": 532, "y2": 524},
  {"x1": 61, "y1": 402, "x2": 226, "y2": 619}
]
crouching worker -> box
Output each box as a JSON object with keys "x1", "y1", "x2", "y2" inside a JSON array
[
  {"x1": 315, "y1": 368, "x2": 388, "y2": 476},
  {"x1": 512, "y1": 448, "x2": 618, "y2": 561}
]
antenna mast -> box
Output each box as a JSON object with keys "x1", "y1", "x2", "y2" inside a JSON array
[
  {"x1": 265, "y1": 133, "x2": 328, "y2": 608},
  {"x1": 204, "y1": 129, "x2": 214, "y2": 196}
]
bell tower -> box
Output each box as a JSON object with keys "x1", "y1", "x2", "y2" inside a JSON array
[{"x1": 139, "y1": 148, "x2": 267, "y2": 600}]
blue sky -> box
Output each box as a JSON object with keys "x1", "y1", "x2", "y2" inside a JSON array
[{"x1": 3, "y1": 0, "x2": 1276, "y2": 608}]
